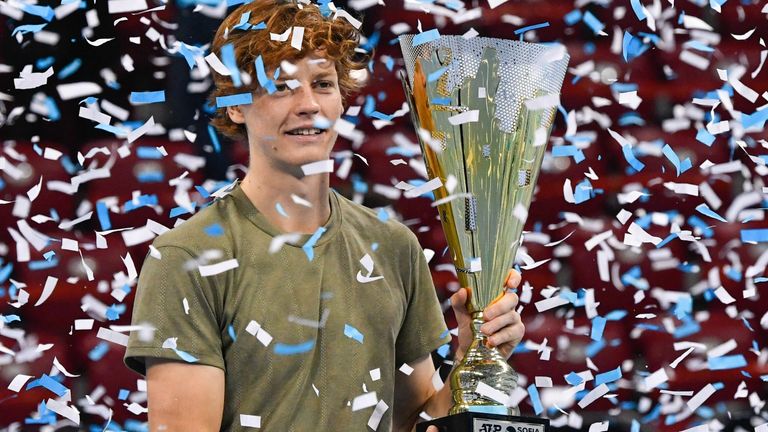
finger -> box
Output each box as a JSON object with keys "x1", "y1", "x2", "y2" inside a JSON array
[
  {"x1": 480, "y1": 310, "x2": 521, "y2": 336},
  {"x1": 450, "y1": 288, "x2": 471, "y2": 322},
  {"x1": 427, "y1": 427, "x2": 438, "y2": 432},
  {"x1": 505, "y1": 269, "x2": 522, "y2": 289},
  {"x1": 488, "y1": 321, "x2": 525, "y2": 353},
  {"x1": 484, "y1": 291, "x2": 519, "y2": 321}
]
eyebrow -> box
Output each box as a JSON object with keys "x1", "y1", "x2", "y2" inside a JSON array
[{"x1": 276, "y1": 71, "x2": 337, "y2": 81}]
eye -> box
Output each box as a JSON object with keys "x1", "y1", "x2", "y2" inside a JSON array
[
  {"x1": 315, "y1": 80, "x2": 336, "y2": 89},
  {"x1": 274, "y1": 82, "x2": 290, "y2": 93}
]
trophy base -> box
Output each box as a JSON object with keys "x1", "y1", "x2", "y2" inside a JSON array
[{"x1": 416, "y1": 412, "x2": 549, "y2": 432}]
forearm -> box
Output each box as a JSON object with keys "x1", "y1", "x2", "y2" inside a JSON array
[{"x1": 420, "y1": 378, "x2": 454, "y2": 420}]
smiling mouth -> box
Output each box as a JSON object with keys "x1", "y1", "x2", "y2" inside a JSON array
[{"x1": 286, "y1": 128, "x2": 324, "y2": 136}]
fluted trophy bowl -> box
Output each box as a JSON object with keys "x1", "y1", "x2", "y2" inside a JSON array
[{"x1": 399, "y1": 35, "x2": 569, "y2": 417}]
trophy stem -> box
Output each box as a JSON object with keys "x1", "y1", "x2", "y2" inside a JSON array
[{"x1": 448, "y1": 312, "x2": 520, "y2": 416}]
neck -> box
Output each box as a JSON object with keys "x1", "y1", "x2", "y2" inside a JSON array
[{"x1": 240, "y1": 158, "x2": 331, "y2": 235}]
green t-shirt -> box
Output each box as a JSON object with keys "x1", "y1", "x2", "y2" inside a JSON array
[{"x1": 124, "y1": 183, "x2": 451, "y2": 431}]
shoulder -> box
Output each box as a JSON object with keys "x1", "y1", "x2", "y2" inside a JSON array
[
  {"x1": 334, "y1": 191, "x2": 420, "y2": 250},
  {"x1": 151, "y1": 193, "x2": 238, "y2": 255}
]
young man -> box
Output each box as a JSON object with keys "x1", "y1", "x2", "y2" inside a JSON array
[{"x1": 124, "y1": 1, "x2": 526, "y2": 430}]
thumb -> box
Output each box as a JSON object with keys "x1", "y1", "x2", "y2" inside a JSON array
[
  {"x1": 450, "y1": 288, "x2": 471, "y2": 323},
  {"x1": 427, "y1": 427, "x2": 439, "y2": 432}
]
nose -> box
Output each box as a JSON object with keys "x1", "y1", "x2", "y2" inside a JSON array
[{"x1": 293, "y1": 86, "x2": 320, "y2": 117}]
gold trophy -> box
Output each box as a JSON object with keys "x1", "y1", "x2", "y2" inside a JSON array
[{"x1": 399, "y1": 35, "x2": 569, "y2": 431}]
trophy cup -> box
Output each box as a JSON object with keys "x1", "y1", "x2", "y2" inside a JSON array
[{"x1": 398, "y1": 35, "x2": 569, "y2": 431}]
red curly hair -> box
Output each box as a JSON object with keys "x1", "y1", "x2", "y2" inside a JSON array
[{"x1": 208, "y1": 0, "x2": 368, "y2": 141}]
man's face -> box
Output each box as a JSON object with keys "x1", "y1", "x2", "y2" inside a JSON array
[{"x1": 228, "y1": 52, "x2": 344, "y2": 174}]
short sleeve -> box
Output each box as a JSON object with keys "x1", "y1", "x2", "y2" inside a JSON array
[
  {"x1": 395, "y1": 231, "x2": 452, "y2": 365},
  {"x1": 124, "y1": 245, "x2": 225, "y2": 375}
]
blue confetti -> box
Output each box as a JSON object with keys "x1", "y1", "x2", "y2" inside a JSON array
[
  {"x1": 118, "y1": 389, "x2": 129, "y2": 400},
  {"x1": 674, "y1": 295, "x2": 693, "y2": 319},
  {"x1": 696, "y1": 128, "x2": 716, "y2": 146},
  {"x1": 684, "y1": 40, "x2": 715, "y2": 53},
  {"x1": 228, "y1": 325, "x2": 237, "y2": 342},
  {"x1": 708, "y1": 354, "x2": 747, "y2": 370},
  {"x1": 590, "y1": 316, "x2": 607, "y2": 341},
  {"x1": 124, "y1": 194, "x2": 159, "y2": 212},
  {"x1": 695, "y1": 203, "x2": 728, "y2": 223},
  {"x1": 437, "y1": 344, "x2": 450, "y2": 358},
  {"x1": 136, "y1": 146, "x2": 164, "y2": 159},
  {"x1": 574, "y1": 179, "x2": 593, "y2": 204},
  {"x1": 595, "y1": 366, "x2": 622, "y2": 386},
  {"x1": 741, "y1": 107, "x2": 768, "y2": 129},
  {"x1": 208, "y1": 125, "x2": 221, "y2": 153},
  {"x1": 582, "y1": 11, "x2": 605, "y2": 34},
  {"x1": 12, "y1": 23, "x2": 48, "y2": 36},
  {"x1": 383, "y1": 56, "x2": 395, "y2": 71},
  {"x1": 377, "y1": 208, "x2": 389, "y2": 222},
  {"x1": 661, "y1": 144, "x2": 692, "y2": 176},
  {"x1": 302, "y1": 227, "x2": 327, "y2": 261},
  {"x1": 254, "y1": 55, "x2": 276, "y2": 94},
  {"x1": 0, "y1": 262, "x2": 13, "y2": 283},
  {"x1": 169, "y1": 203, "x2": 196, "y2": 218},
  {"x1": 630, "y1": 0, "x2": 646, "y2": 20},
  {"x1": 564, "y1": 9, "x2": 582, "y2": 26},
  {"x1": 621, "y1": 143, "x2": 646, "y2": 171},
  {"x1": 412, "y1": 29, "x2": 440, "y2": 47},
  {"x1": 232, "y1": 11, "x2": 252, "y2": 30},
  {"x1": 129, "y1": 91, "x2": 166, "y2": 104},
  {"x1": 177, "y1": 42, "x2": 199, "y2": 69},
  {"x1": 171, "y1": 348, "x2": 199, "y2": 363},
  {"x1": 44, "y1": 97, "x2": 60, "y2": 121},
  {"x1": 586, "y1": 339, "x2": 606, "y2": 358},
  {"x1": 527, "y1": 384, "x2": 543, "y2": 415},
  {"x1": 275, "y1": 203, "x2": 288, "y2": 217},
  {"x1": 741, "y1": 229, "x2": 768, "y2": 243},
  {"x1": 274, "y1": 340, "x2": 315, "y2": 355},
  {"x1": 21, "y1": 3, "x2": 54, "y2": 21},
  {"x1": 204, "y1": 223, "x2": 224, "y2": 236},
  {"x1": 552, "y1": 145, "x2": 585, "y2": 163},
  {"x1": 26, "y1": 374, "x2": 68, "y2": 397},
  {"x1": 1, "y1": 314, "x2": 20, "y2": 323},
  {"x1": 427, "y1": 67, "x2": 447, "y2": 83},
  {"x1": 605, "y1": 310, "x2": 628, "y2": 321},
  {"x1": 57, "y1": 58, "x2": 82, "y2": 79},
  {"x1": 220, "y1": 43, "x2": 242, "y2": 87},
  {"x1": 514, "y1": 22, "x2": 550, "y2": 38},
  {"x1": 565, "y1": 371, "x2": 583, "y2": 386},
  {"x1": 96, "y1": 201, "x2": 111, "y2": 230},
  {"x1": 216, "y1": 93, "x2": 253, "y2": 107},
  {"x1": 344, "y1": 324, "x2": 364, "y2": 343},
  {"x1": 622, "y1": 31, "x2": 650, "y2": 62},
  {"x1": 136, "y1": 171, "x2": 164, "y2": 183}
]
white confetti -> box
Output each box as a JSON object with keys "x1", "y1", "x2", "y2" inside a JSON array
[
  {"x1": 448, "y1": 110, "x2": 479, "y2": 125},
  {"x1": 56, "y1": 82, "x2": 102, "y2": 100},
  {"x1": 7, "y1": 374, "x2": 33, "y2": 392},
  {"x1": 643, "y1": 368, "x2": 668, "y2": 391},
  {"x1": 34, "y1": 276, "x2": 57, "y2": 307},
  {"x1": 524, "y1": 93, "x2": 560, "y2": 110},
  {"x1": 351, "y1": 391, "x2": 378, "y2": 411},
  {"x1": 301, "y1": 159, "x2": 334, "y2": 176},
  {"x1": 96, "y1": 327, "x2": 129, "y2": 346},
  {"x1": 199, "y1": 258, "x2": 239, "y2": 277},
  {"x1": 239, "y1": 414, "x2": 261, "y2": 428}
]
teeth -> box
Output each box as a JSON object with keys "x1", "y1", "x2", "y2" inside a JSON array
[{"x1": 288, "y1": 128, "x2": 322, "y2": 135}]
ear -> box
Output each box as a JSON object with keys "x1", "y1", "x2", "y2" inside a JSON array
[{"x1": 227, "y1": 105, "x2": 246, "y2": 124}]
